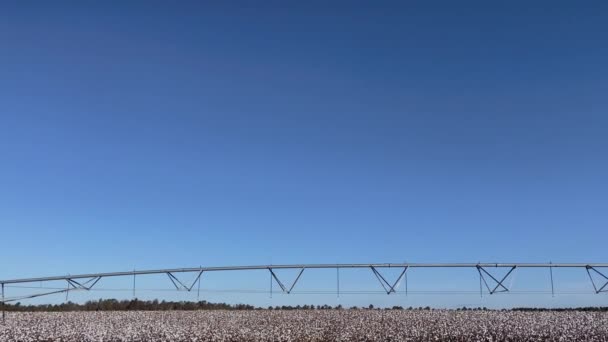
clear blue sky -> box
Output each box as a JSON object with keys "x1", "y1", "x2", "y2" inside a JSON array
[{"x1": 1, "y1": 1, "x2": 607, "y2": 308}]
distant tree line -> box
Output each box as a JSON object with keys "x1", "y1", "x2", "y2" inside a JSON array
[
  {"x1": 2, "y1": 299, "x2": 254, "y2": 312},
  {"x1": 2, "y1": 299, "x2": 608, "y2": 312}
]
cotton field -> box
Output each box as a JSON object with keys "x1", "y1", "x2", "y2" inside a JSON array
[{"x1": 1, "y1": 310, "x2": 607, "y2": 341}]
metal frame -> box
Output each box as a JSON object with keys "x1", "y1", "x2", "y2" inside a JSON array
[
  {"x1": 586, "y1": 266, "x2": 608, "y2": 294},
  {"x1": 269, "y1": 267, "x2": 305, "y2": 294},
  {"x1": 4, "y1": 263, "x2": 608, "y2": 286},
  {"x1": 166, "y1": 271, "x2": 204, "y2": 292},
  {"x1": 1, "y1": 263, "x2": 607, "y2": 315},
  {"x1": 371, "y1": 266, "x2": 408, "y2": 294},
  {"x1": 476, "y1": 265, "x2": 517, "y2": 294}
]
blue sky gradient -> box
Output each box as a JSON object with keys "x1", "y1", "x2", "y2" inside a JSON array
[{"x1": 1, "y1": 1, "x2": 607, "y2": 308}]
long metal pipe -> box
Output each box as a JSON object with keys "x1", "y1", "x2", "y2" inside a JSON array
[{"x1": 1, "y1": 263, "x2": 607, "y2": 285}]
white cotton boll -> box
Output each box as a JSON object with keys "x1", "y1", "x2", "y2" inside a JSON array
[{"x1": 1, "y1": 309, "x2": 608, "y2": 341}]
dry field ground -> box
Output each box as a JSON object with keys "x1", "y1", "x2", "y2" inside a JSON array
[{"x1": 1, "y1": 310, "x2": 607, "y2": 341}]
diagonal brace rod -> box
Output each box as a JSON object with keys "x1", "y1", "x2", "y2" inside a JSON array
[
  {"x1": 268, "y1": 268, "x2": 286, "y2": 292},
  {"x1": 167, "y1": 273, "x2": 182, "y2": 290},
  {"x1": 477, "y1": 267, "x2": 492, "y2": 294},
  {"x1": 287, "y1": 268, "x2": 305, "y2": 293},
  {"x1": 188, "y1": 271, "x2": 204, "y2": 291},
  {"x1": 371, "y1": 267, "x2": 389, "y2": 293}
]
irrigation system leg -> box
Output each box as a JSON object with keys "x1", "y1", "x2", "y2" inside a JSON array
[
  {"x1": 337, "y1": 267, "x2": 340, "y2": 299},
  {"x1": 479, "y1": 271, "x2": 483, "y2": 298},
  {"x1": 197, "y1": 271, "x2": 202, "y2": 301},
  {"x1": 2, "y1": 283, "x2": 5, "y2": 323},
  {"x1": 549, "y1": 262, "x2": 555, "y2": 297}
]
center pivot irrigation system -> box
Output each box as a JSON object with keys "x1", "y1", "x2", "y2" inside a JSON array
[{"x1": 1, "y1": 263, "x2": 608, "y2": 321}]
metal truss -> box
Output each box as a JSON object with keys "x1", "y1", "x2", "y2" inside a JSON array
[
  {"x1": 166, "y1": 271, "x2": 204, "y2": 292},
  {"x1": 67, "y1": 276, "x2": 102, "y2": 291},
  {"x1": 269, "y1": 267, "x2": 305, "y2": 294},
  {"x1": 370, "y1": 266, "x2": 408, "y2": 294},
  {"x1": 476, "y1": 265, "x2": 516, "y2": 294},
  {"x1": 586, "y1": 266, "x2": 608, "y2": 294},
  {"x1": 1, "y1": 263, "x2": 608, "y2": 309}
]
